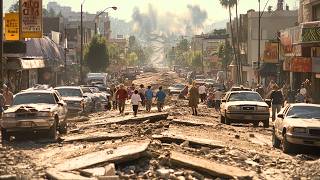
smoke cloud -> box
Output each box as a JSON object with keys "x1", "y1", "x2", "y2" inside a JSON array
[{"x1": 131, "y1": 4, "x2": 208, "y2": 37}]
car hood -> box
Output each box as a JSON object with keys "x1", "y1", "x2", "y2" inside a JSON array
[
  {"x1": 5, "y1": 104, "x2": 55, "y2": 113},
  {"x1": 226, "y1": 101, "x2": 268, "y2": 107},
  {"x1": 285, "y1": 118, "x2": 320, "y2": 128},
  {"x1": 62, "y1": 96, "x2": 84, "y2": 102}
]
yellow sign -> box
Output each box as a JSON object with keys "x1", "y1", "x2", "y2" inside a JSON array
[
  {"x1": 5, "y1": 13, "x2": 20, "y2": 41},
  {"x1": 20, "y1": 0, "x2": 43, "y2": 38}
]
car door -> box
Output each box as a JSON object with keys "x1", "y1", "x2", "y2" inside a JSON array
[{"x1": 275, "y1": 105, "x2": 290, "y2": 137}]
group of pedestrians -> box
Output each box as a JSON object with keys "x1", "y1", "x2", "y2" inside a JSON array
[{"x1": 110, "y1": 84, "x2": 167, "y2": 117}]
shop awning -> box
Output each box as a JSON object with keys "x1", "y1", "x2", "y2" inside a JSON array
[
  {"x1": 6, "y1": 57, "x2": 46, "y2": 70},
  {"x1": 259, "y1": 63, "x2": 278, "y2": 76}
]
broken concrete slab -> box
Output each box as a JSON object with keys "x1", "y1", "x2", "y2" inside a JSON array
[
  {"x1": 62, "y1": 132, "x2": 129, "y2": 143},
  {"x1": 46, "y1": 169, "x2": 96, "y2": 180},
  {"x1": 104, "y1": 164, "x2": 116, "y2": 176},
  {"x1": 55, "y1": 140, "x2": 150, "y2": 171},
  {"x1": 78, "y1": 113, "x2": 169, "y2": 130},
  {"x1": 170, "y1": 151, "x2": 255, "y2": 179},
  {"x1": 152, "y1": 132, "x2": 224, "y2": 149},
  {"x1": 80, "y1": 167, "x2": 106, "y2": 177},
  {"x1": 171, "y1": 119, "x2": 215, "y2": 126},
  {"x1": 97, "y1": 176, "x2": 120, "y2": 180}
]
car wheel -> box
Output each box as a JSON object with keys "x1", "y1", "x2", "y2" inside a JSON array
[
  {"x1": 59, "y1": 120, "x2": 68, "y2": 134},
  {"x1": 272, "y1": 129, "x2": 281, "y2": 148},
  {"x1": 220, "y1": 114, "x2": 225, "y2": 124},
  {"x1": 1, "y1": 128, "x2": 10, "y2": 142},
  {"x1": 263, "y1": 119, "x2": 269, "y2": 128},
  {"x1": 282, "y1": 134, "x2": 294, "y2": 154},
  {"x1": 48, "y1": 120, "x2": 57, "y2": 140}
]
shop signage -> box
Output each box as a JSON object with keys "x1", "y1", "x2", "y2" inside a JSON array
[
  {"x1": 290, "y1": 57, "x2": 312, "y2": 72},
  {"x1": 263, "y1": 42, "x2": 278, "y2": 63},
  {"x1": 20, "y1": 0, "x2": 42, "y2": 38},
  {"x1": 5, "y1": 13, "x2": 20, "y2": 40},
  {"x1": 283, "y1": 57, "x2": 291, "y2": 71}
]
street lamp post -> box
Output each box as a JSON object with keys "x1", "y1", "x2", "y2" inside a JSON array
[
  {"x1": 80, "y1": 2, "x2": 84, "y2": 84},
  {"x1": 94, "y1": 6, "x2": 117, "y2": 35}
]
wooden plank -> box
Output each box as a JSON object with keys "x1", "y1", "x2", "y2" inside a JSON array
[
  {"x1": 170, "y1": 151, "x2": 254, "y2": 179},
  {"x1": 172, "y1": 119, "x2": 215, "y2": 126},
  {"x1": 78, "y1": 113, "x2": 168, "y2": 130},
  {"x1": 152, "y1": 132, "x2": 224, "y2": 149},
  {"x1": 46, "y1": 169, "x2": 95, "y2": 180},
  {"x1": 55, "y1": 140, "x2": 150, "y2": 171},
  {"x1": 62, "y1": 132, "x2": 129, "y2": 143}
]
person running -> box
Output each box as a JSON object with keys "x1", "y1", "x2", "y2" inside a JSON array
[
  {"x1": 214, "y1": 88, "x2": 223, "y2": 112},
  {"x1": 3, "y1": 85, "x2": 13, "y2": 107},
  {"x1": 131, "y1": 90, "x2": 141, "y2": 117},
  {"x1": 145, "y1": 85, "x2": 153, "y2": 112},
  {"x1": 116, "y1": 84, "x2": 128, "y2": 115},
  {"x1": 270, "y1": 84, "x2": 284, "y2": 121},
  {"x1": 155, "y1": 86, "x2": 166, "y2": 112},
  {"x1": 138, "y1": 84, "x2": 146, "y2": 107},
  {"x1": 189, "y1": 82, "x2": 200, "y2": 116},
  {"x1": 198, "y1": 83, "x2": 206, "y2": 103}
]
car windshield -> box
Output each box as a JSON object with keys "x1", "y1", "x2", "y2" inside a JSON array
[
  {"x1": 13, "y1": 93, "x2": 56, "y2": 105},
  {"x1": 228, "y1": 92, "x2": 263, "y2": 102},
  {"x1": 56, "y1": 88, "x2": 82, "y2": 97},
  {"x1": 81, "y1": 87, "x2": 92, "y2": 93},
  {"x1": 174, "y1": 84, "x2": 184, "y2": 89},
  {"x1": 287, "y1": 106, "x2": 320, "y2": 119}
]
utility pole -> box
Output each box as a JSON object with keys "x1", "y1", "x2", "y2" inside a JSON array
[
  {"x1": 201, "y1": 37, "x2": 204, "y2": 73},
  {"x1": 64, "y1": 26, "x2": 68, "y2": 83},
  {"x1": 80, "y1": 3, "x2": 83, "y2": 84},
  {"x1": 258, "y1": 0, "x2": 261, "y2": 84},
  {"x1": 0, "y1": 0, "x2": 3, "y2": 84}
]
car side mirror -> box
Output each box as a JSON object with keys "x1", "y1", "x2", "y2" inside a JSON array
[
  {"x1": 83, "y1": 95, "x2": 87, "y2": 98},
  {"x1": 58, "y1": 102, "x2": 64, "y2": 106},
  {"x1": 221, "y1": 99, "x2": 226, "y2": 103},
  {"x1": 277, "y1": 114, "x2": 284, "y2": 119}
]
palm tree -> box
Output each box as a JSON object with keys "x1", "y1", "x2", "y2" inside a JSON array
[{"x1": 220, "y1": 0, "x2": 239, "y2": 84}]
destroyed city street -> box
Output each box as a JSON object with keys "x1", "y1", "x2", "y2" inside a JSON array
[{"x1": 1, "y1": 0, "x2": 320, "y2": 179}]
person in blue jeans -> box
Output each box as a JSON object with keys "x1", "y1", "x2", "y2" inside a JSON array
[
  {"x1": 145, "y1": 85, "x2": 153, "y2": 112},
  {"x1": 155, "y1": 86, "x2": 166, "y2": 112}
]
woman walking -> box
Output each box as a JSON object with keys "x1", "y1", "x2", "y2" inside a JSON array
[
  {"x1": 131, "y1": 90, "x2": 141, "y2": 117},
  {"x1": 189, "y1": 82, "x2": 200, "y2": 116}
]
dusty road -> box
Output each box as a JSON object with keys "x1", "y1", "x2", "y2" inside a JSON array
[{"x1": 0, "y1": 70, "x2": 319, "y2": 180}]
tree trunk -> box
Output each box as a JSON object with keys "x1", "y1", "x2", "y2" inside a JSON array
[
  {"x1": 235, "y1": 1, "x2": 242, "y2": 84},
  {"x1": 228, "y1": 5, "x2": 239, "y2": 85}
]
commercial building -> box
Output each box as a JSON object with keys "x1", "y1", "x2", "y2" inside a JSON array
[{"x1": 280, "y1": 0, "x2": 320, "y2": 102}]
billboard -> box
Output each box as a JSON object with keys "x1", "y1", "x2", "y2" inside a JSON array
[
  {"x1": 290, "y1": 57, "x2": 312, "y2": 72},
  {"x1": 5, "y1": 13, "x2": 20, "y2": 41},
  {"x1": 20, "y1": 0, "x2": 42, "y2": 38},
  {"x1": 263, "y1": 42, "x2": 278, "y2": 63}
]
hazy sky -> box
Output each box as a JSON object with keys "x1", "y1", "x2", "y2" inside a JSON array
[{"x1": 4, "y1": 0, "x2": 299, "y2": 24}]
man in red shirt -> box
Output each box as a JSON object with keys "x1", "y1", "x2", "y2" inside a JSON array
[{"x1": 116, "y1": 84, "x2": 128, "y2": 115}]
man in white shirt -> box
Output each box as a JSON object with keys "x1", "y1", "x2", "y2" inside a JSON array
[
  {"x1": 198, "y1": 84, "x2": 206, "y2": 103},
  {"x1": 131, "y1": 90, "x2": 141, "y2": 117},
  {"x1": 214, "y1": 89, "x2": 223, "y2": 111}
]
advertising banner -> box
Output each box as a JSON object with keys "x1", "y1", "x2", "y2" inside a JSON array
[
  {"x1": 263, "y1": 42, "x2": 278, "y2": 63},
  {"x1": 5, "y1": 13, "x2": 20, "y2": 40},
  {"x1": 290, "y1": 57, "x2": 312, "y2": 72},
  {"x1": 20, "y1": 0, "x2": 42, "y2": 38}
]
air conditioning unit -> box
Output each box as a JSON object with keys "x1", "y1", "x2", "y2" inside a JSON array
[{"x1": 252, "y1": 61, "x2": 258, "y2": 69}]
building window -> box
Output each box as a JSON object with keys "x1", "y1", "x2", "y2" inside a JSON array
[{"x1": 312, "y1": 3, "x2": 320, "y2": 21}]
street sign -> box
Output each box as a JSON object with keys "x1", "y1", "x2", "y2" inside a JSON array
[
  {"x1": 20, "y1": 0, "x2": 42, "y2": 38},
  {"x1": 5, "y1": 13, "x2": 20, "y2": 41}
]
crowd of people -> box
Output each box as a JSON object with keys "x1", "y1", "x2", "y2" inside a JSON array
[{"x1": 109, "y1": 84, "x2": 167, "y2": 117}]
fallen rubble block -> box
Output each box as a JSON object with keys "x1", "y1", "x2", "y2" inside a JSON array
[
  {"x1": 78, "y1": 113, "x2": 169, "y2": 130},
  {"x1": 79, "y1": 167, "x2": 106, "y2": 177},
  {"x1": 62, "y1": 132, "x2": 130, "y2": 143},
  {"x1": 171, "y1": 119, "x2": 215, "y2": 126},
  {"x1": 54, "y1": 140, "x2": 150, "y2": 171},
  {"x1": 152, "y1": 132, "x2": 224, "y2": 149},
  {"x1": 170, "y1": 151, "x2": 255, "y2": 179},
  {"x1": 46, "y1": 169, "x2": 96, "y2": 180}
]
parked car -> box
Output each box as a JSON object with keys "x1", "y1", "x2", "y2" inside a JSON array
[
  {"x1": 229, "y1": 86, "x2": 252, "y2": 92},
  {"x1": 82, "y1": 86, "x2": 111, "y2": 111},
  {"x1": 272, "y1": 103, "x2": 320, "y2": 153},
  {"x1": 220, "y1": 91, "x2": 270, "y2": 127},
  {"x1": 80, "y1": 86, "x2": 99, "y2": 112},
  {"x1": 0, "y1": 88, "x2": 68, "y2": 141},
  {"x1": 204, "y1": 79, "x2": 216, "y2": 86},
  {"x1": 54, "y1": 86, "x2": 93, "y2": 115},
  {"x1": 168, "y1": 83, "x2": 185, "y2": 95}
]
